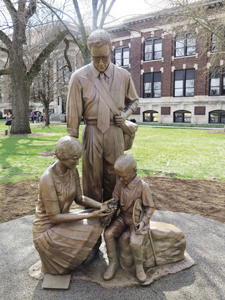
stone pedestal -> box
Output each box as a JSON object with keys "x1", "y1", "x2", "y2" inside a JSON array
[{"x1": 119, "y1": 221, "x2": 186, "y2": 269}]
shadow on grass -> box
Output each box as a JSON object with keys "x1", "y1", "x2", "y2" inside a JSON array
[{"x1": 0, "y1": 136, "x2": 58, "y2": 182}]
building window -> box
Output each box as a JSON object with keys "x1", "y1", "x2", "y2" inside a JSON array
[
  {"x1": 174, "y1": 110, "x2": 191, "y2": 123},
  {"x1": 57, "y1": 57, "x2": 70, "y2": 83},
  {"x1": 143, "y1": 72, "x2": 161, "y2": 98},
  {"x1": 114, "y1": 47, "x2": 129, "y2": 67},
  {"x1": 175, "y1": 33, "x2": 196, "y2": 57},
  {"x1": 61, "y1": 95, "x2": 66, "y2": 114},
  {"x1": 143, "y1": 110, "x2": 158, "y2": 122},
  {"x1": 211, "y1": 30, "x2": 225, "y2": 53},
  {"x1": 209, "y1": 68, "x2": 225, "y2": 96},
  {"x1": 144, "y1": 38, "x2": 162, "y2": 61},
  {"x1": 209, "y1": 110, "x2": 225, "y2": 123},
  {"x1": 174, "y1": 69, "x2": 195, "y2": 97}
]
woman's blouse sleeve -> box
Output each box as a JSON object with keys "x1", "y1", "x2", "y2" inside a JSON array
[
  {"x1": 74, "y1": 168, "x2": 82, "y2": 202},
  {"x1": 39, "y1": 172, "x2": 61, "y2": 216}
]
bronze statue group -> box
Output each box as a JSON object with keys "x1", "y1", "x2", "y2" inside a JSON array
[{"x1": 33, "y1": 29, "x2": 155, "y2": 283}]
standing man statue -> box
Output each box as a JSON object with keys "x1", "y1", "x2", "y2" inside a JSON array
[{"x1": 66, "y1": 29, "x2": 139, "y2": 204}]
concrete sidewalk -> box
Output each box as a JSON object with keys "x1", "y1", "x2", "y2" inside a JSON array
[{"x1": 0, "y1": 210, "x2": 225, "y2": 300}]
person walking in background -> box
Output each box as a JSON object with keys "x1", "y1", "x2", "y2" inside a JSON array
[
  {"x1": 30, "y1": 111, "x2": 35, "y2": 123},
  {"x1": 5, "y1": 111, "x2": 12, "y2": 132},
  {"x1": 36, "y1": 111, "x2": 40, "y2": 123}
]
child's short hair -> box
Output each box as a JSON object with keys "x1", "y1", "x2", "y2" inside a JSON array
[{"x1": 114, "y1": 154, "x2": 137, "y2": 173}]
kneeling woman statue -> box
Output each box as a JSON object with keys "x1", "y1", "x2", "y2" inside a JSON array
[{"x1": 33, "y1": 136, "x2": 114, "y2": 275}]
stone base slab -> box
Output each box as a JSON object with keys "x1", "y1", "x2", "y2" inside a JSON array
[{"x1": 30, "y1": 251, "x2": 195, "y2": 288}]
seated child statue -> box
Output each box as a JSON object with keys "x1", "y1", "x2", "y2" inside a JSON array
[{"x1": 103, "y1": 154, "x2": 155, "y2": 283}]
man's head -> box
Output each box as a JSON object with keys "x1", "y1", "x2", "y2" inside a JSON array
[
  {"x1": 114, "y1": 154, "x2": 137, "y2": 186},
  {"x1": 87, "y1": 29, "x2": 112, "y2": 73}
]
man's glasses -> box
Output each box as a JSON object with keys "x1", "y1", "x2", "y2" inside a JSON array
[{"x1": 91, "y1": 53, "x2": 110, "y2": 62}]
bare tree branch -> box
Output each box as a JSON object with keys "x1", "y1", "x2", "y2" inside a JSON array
[
  {"x1": 25, "y1": 0, "x2": 37, "y2": 22},
  {"x1": 3, "y1": 0, "x2": 17, "y2": 20},
  {"x1": 40, "y1": 0, "x2": 84, "y2": 54},
  {"x1": 99, "y1": 0, "x2": 116, "y2": 28},
  {"x1": 0, "y1": 46, "x2": 9, "y2": 68},
  {"x1": 92, "y1": 0, "x2": 103, "y2": 30},
  {"x1": 18, "y1": 0, "x2": 26, "y2": 13},
  {"x1": 0, "y1": 46, "x2": 9, "y2": 53},
  {"x1": 105, "y1": 0, "x2": 116, "y2": 16},
  {"x1": 64, "y1": 38, "x2": 72, "y2": 72},
  {"x1": 72, "y1": 0, "x2": 88, "y2": 43},
  {"x1": 0, "y1": 29, "x2": 12, "y2": 48},
  {"x1": 0, "y1": 68, "x2": 10, "y2": 75},
  {"x1": 27, "y1": 30, "x2": 68, "y2": 83}
]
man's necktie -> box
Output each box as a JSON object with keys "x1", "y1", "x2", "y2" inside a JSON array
[{"x1": 97, "y1": 73, "x2": 110, "y2": 133}]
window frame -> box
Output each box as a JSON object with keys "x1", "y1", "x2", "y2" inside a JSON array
[
  {"x1": 143, "y1": 110, "x2": 159, "y2": 122},
  {"x1": 144, "y1": 38, "x2": 162, "y2": 61},
  {"x1": 174, "y1": 110, "x2": 192, "y2": 123},
  {"x1": 209, "y1": 110, "x2": 225, "y2": 123},
  {"x1": 114, "y1": 46, "x2": 129, "y2": 67},
  {"x1": 211, "y1": 29, "x2": 225, "y2": 53},
  {"x1": 174, "y1": 69, "x2": 195, "y2": 97},
  {"x1": 57, "y1": 57, "x2": 71, "y2": 84},
  {"x1": 143, "y1": 72, "x2": 162, "y2": 98},
  {"x1": 209, "y1": 67, "x2": 225, "y2": 96},
  {"x1": 174, "y1": 33, "x2": 196, "y2": 57}
]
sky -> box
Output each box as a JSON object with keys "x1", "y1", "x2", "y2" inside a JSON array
[
  {"x1": 110, "y1": 0, "x2": 152, "y2": 20},
  {"x1": 109, "y1": 0, "x2": 169, "y2": 21}
]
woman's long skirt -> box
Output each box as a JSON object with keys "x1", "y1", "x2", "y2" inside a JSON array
[{"x1": 33, "y1": 216, "x2": 103, "y2": 275}]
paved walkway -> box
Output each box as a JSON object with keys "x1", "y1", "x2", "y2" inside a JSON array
[
  {"x1": 50, "y1": 121, "x2": 224, "y2": 130},
  {"x1": 0, "y1": 211, "x2": 225, "y2": 300}
]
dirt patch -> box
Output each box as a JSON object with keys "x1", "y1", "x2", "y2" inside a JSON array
[
  {"x1": 1, "y1": 176, "x2": 225, "y2": 224},
  {"x1": 207, "y1": 129, "x2": 225, "y2": 134},
  {"x1": 0, "y1": 132, "x2": 60, "y2": 138},
  {"x1": 39, "y1": 150, "x2": 56, "y2": 157}
]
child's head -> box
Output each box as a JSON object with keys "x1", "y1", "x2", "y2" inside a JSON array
[{"x1": 114, "y1": 154, "x2": 137, "y2": 185}]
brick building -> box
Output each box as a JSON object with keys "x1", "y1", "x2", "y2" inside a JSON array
[{"x1": 108, "y1": 6, "x2": 225, "y2": 124}]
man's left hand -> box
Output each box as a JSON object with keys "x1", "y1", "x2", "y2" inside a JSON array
[{"x1": 115, "y1": 112, "x2": 127, "y2": 126}]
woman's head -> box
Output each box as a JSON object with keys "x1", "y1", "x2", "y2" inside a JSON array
[{"x1": 55, "y1": 136, "x2": 82, "y2": 161}]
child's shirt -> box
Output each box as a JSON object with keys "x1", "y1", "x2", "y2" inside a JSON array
[{"x1": 113, "y1": 175, "x2": 155, "y2": 225}]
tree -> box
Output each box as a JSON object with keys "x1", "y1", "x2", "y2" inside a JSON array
[
  {"x1": 41, "y1": 0, "x2": 117, "y2": 64},
  {"x1": 0, "y1": 0, "x2": 69, "y2": 134},
  {"x1": 0, "y1": 0, "x2": 117, "y2": 134},
  {"x1": 32, "y1": 42, "x2": 78, "y2": 126}
]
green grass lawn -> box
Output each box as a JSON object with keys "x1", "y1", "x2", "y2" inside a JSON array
[
  {"x1": 0, "y1": 121, "x2": 225, "y2": 183},
  {"x1": 0, "y1": 122, "x2": 83, "y2": 183}
]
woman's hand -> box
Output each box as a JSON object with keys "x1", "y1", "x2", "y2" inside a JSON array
[
  {"x1": 91, "y1": 208, "x2": 115, "y2": 218},
  {"x1": 100, "y1": 198, "x2": 116, "y2": 212}
]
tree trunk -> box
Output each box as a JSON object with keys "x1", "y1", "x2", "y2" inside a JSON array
[
  {"x1": 10, "y1": 30, "x2": 31, "y2": 134},
  {"x1": 83, "y1": 47, "x2": 91, "y2": 65},
  {"x1": 10, "y1": 79, "x2": 31, "y2": 134},
  {"x1": 44, "y1": 104, "x2": 50, "y2": 126}
]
